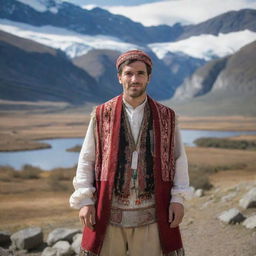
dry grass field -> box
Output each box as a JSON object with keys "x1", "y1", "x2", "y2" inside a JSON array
[
  {"x1": 1, "y1": 108, "x2": 256, "y2": 151},
  {"x1": 179, "y1": 115, "x2": 256, "y2": 131},
  {"x1": 0, "y1": 111, "x2": 91, "y2": 151}
]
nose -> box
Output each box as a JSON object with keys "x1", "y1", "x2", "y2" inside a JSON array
[{"x1": 131, "y1": 74, "x2": 139, "y2": 83}]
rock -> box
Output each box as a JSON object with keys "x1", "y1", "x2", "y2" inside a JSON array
[
  {"x1": 239, "y1": 188, "x2": 256, "y2": 209},
  {"x1": 195, "y1": 189, "x2": 204, "y2": 197},
  {"x1": 47, "y1": 228, "x2": 80, "y2": 246},
  {"x1": 200, "y1": 199, "x2": 213, "y2": 209},
  {"x1": 242, "y1": 215, "x2": 256, "y2": 229},
  {"x1": 71, "y1": 233, "x2": 82, "y2": 255},
  {"x1": 0, "y1": 247, "x2": 10, "y2": 256},
  {"x1": 53, "y1": 241, "x2": 72, "y2": 256},
  {"x1": 41, "y1": 246, "x2": 58, "y2": 256},
  {"x1": 218, "y1": 208, "x2": 246, "y2": 224},
  {"x1": 221, "y1": 192, "x2": 237, "y2": 202},
  {"x1": 10, "y1": 227, "x2": 43, "y2": 250},
  {"x1": 190, "y1": 186, "x2": 195, "y2": 194},
  {"x1": 0, "y1": 231, "x2": 11, "y2": 246}
]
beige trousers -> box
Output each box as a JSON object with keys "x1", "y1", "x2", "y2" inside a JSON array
[{"x1": 100, "y1": 223, "x2": 162, "y2": 256}]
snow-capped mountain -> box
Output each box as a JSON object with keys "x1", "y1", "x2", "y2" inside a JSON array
[
  {"x1": 0, "y1": 0, "x2": 180, "y2": 44},
  {"x1": 1, "y1": 1, "x2": 256, "y2": 60},
  {"x1": 0, "y1": 0, "x2": 256, "y2": 108},
  {"x1": 0, "y1": 19, "x2": 139, "y2": 58}
]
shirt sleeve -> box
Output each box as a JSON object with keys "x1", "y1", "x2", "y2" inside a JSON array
[
  {"x1": 69, "y1": 118, "x2": 96, "y2": 209},
  {"x1": 170, "y1": 117, "x2": 193, "y2": 205}
]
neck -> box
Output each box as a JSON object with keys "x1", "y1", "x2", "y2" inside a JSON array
[{"x1": 123, "y1": 94, "x2": 147, "y2": 108}]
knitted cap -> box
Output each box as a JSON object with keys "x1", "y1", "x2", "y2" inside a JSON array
[{"x1": 116, "y1": 50, "x2": 152, "y2": 70}]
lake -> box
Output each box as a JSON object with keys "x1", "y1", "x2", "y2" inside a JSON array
[{"x1": 0, "y1": 129, "x2": 255, "y2": 170}]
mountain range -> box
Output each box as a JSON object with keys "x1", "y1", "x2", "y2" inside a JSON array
[{"x1": 0, "y1": 0, "x2": 255, "y2": 115}]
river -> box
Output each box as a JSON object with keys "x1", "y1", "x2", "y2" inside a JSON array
[{"x1": 0, "y1": 129, "x2": 255, "y2": 170}]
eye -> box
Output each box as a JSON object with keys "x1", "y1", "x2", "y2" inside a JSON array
[
  {"x1": 124, "y1": 71, "x2": 133, "y2": 77},
  {"x1": 138, "y1": 71, "x2": 146, "y2": 76}
]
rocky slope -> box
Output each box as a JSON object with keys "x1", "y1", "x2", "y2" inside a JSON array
[{"x1": 167, "y1": 40, "x2": 256, "y2": 116}]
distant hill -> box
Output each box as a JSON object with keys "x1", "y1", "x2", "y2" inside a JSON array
[
  {"x1": 173, "y1": 57, "x2": 229, "y2": 99},
  {"x1": 72, "y1": 49, "x2": 202, "y2": 100},
  {"x1": 0, "y1": 30, "x2": 102, "y2": 104},
  {"x1": 73, "y1": 49, "x2": 122, "y2": 99},
  {"x1": 179, "y1": 9, "x2": 256, "y2": 40},
  {"x1": 166, "y1": 41, "x2": 256, "y2": 116}
]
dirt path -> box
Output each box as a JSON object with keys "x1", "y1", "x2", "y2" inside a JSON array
[{"x1": 181, "y1": 170, "x2": 256, "y2": 256}]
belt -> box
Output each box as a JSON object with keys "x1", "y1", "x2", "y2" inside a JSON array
[{"x1": 110, "y1": 205, "x2": 156, "y2": 228}]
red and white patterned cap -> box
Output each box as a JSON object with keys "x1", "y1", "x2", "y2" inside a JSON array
[{"x1": 116, "y1": 49, "x2": 152, "y2": 70}]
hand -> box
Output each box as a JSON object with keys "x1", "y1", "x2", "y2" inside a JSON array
[
  {"x1": 79, "y1": 205, "x2": 96, "y2": 230},
  {"x1": 169, "y1": 202, "x2": 184, "y2": 228}
]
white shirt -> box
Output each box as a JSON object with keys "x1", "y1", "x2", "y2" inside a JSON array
[{"x1": 70, "y1": 98, "x2": 192, "y2": 209}]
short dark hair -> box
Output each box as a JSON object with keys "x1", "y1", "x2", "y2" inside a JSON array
[{"x1": 118, "y1": 59, "x2": 152, "y2": 76}]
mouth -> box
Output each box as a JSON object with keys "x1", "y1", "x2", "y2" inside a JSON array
[{"x1": 130, "y1": 84, "x2": 141, "y2": 88}]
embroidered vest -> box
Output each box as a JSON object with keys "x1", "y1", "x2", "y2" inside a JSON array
[
  {"x1": 110, "y1": 102, "x2": 156, "y2": 227},
  {"x1": 80, "y1": 95, "x2": 183, "y2": 255}
]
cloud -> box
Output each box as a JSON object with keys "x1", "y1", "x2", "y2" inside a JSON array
[
  {"x1": 104, "y1": 0, "x2": 256, "y2": 26},
  {"x1": 149, "y1": 30, "x2": 256, "y2": 60}
]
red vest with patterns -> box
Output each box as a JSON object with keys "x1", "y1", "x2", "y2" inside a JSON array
[{"x1": 80, "y1": 94, "x2": 183, "y2": 255}]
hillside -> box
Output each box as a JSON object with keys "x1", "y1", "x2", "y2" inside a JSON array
[
  {"x1": 72, "y1": 49, "x2": 190, "y2": 99},
  {"x1": 180, "y1": 9, "x2": 256, "y2": 40},
  {"x1": 166, "y1": 41, "x2": 256, "y2": 116},
  {"x1": 0, "y1": 30, "x2": 103, "y2": 104}
]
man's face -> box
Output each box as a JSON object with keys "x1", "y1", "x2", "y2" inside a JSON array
[{"x1": 118, "y1": 61, "x2": 151, "y2": 99}]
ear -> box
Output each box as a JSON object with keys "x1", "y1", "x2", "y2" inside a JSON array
[
  {"x1": 148, "y1": 74, "x2": 152, "y2": 83},
  {"x1": 117, "y1": 73, "x2": 122, "y2": 84}
]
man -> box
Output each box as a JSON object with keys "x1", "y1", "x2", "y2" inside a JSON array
[{"x1": 70, "y1": 50, "x2": 191, "y2": 256}]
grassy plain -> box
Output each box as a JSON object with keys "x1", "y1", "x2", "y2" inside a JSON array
[{"x1": 1, "y1": 106, "x2": 256, "y2": 151}]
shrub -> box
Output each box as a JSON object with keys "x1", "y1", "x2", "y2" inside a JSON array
[
  {"x1": 0, "y1": 165, "x2": 16, "y2": 181},
  {"x1": 194, "y1": 137, "x2": 256, "y2": 150},
  {"x1": 47, "y1": 166, "x2": 76, "y2": 191},
  {"x1": 49, "y1": 167, "x2": 76, "y2": 181},
  {"x1": 189, "y1": 164, "x2": 213, "y2": 190},
  {"x1": 13, "y1": 165, "x2": 42, "y2": 179},
  {"x1": 189, "y1": 163, "x2": 247, "y2": 190}
]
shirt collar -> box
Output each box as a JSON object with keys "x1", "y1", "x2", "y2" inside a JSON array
[{"x1": 123, "y1": 96, "x2": 147, "y2": 111}]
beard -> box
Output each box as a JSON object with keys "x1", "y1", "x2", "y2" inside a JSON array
[{"x1": 128, "y1": 83, "x2": 147, "y2": 98}]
